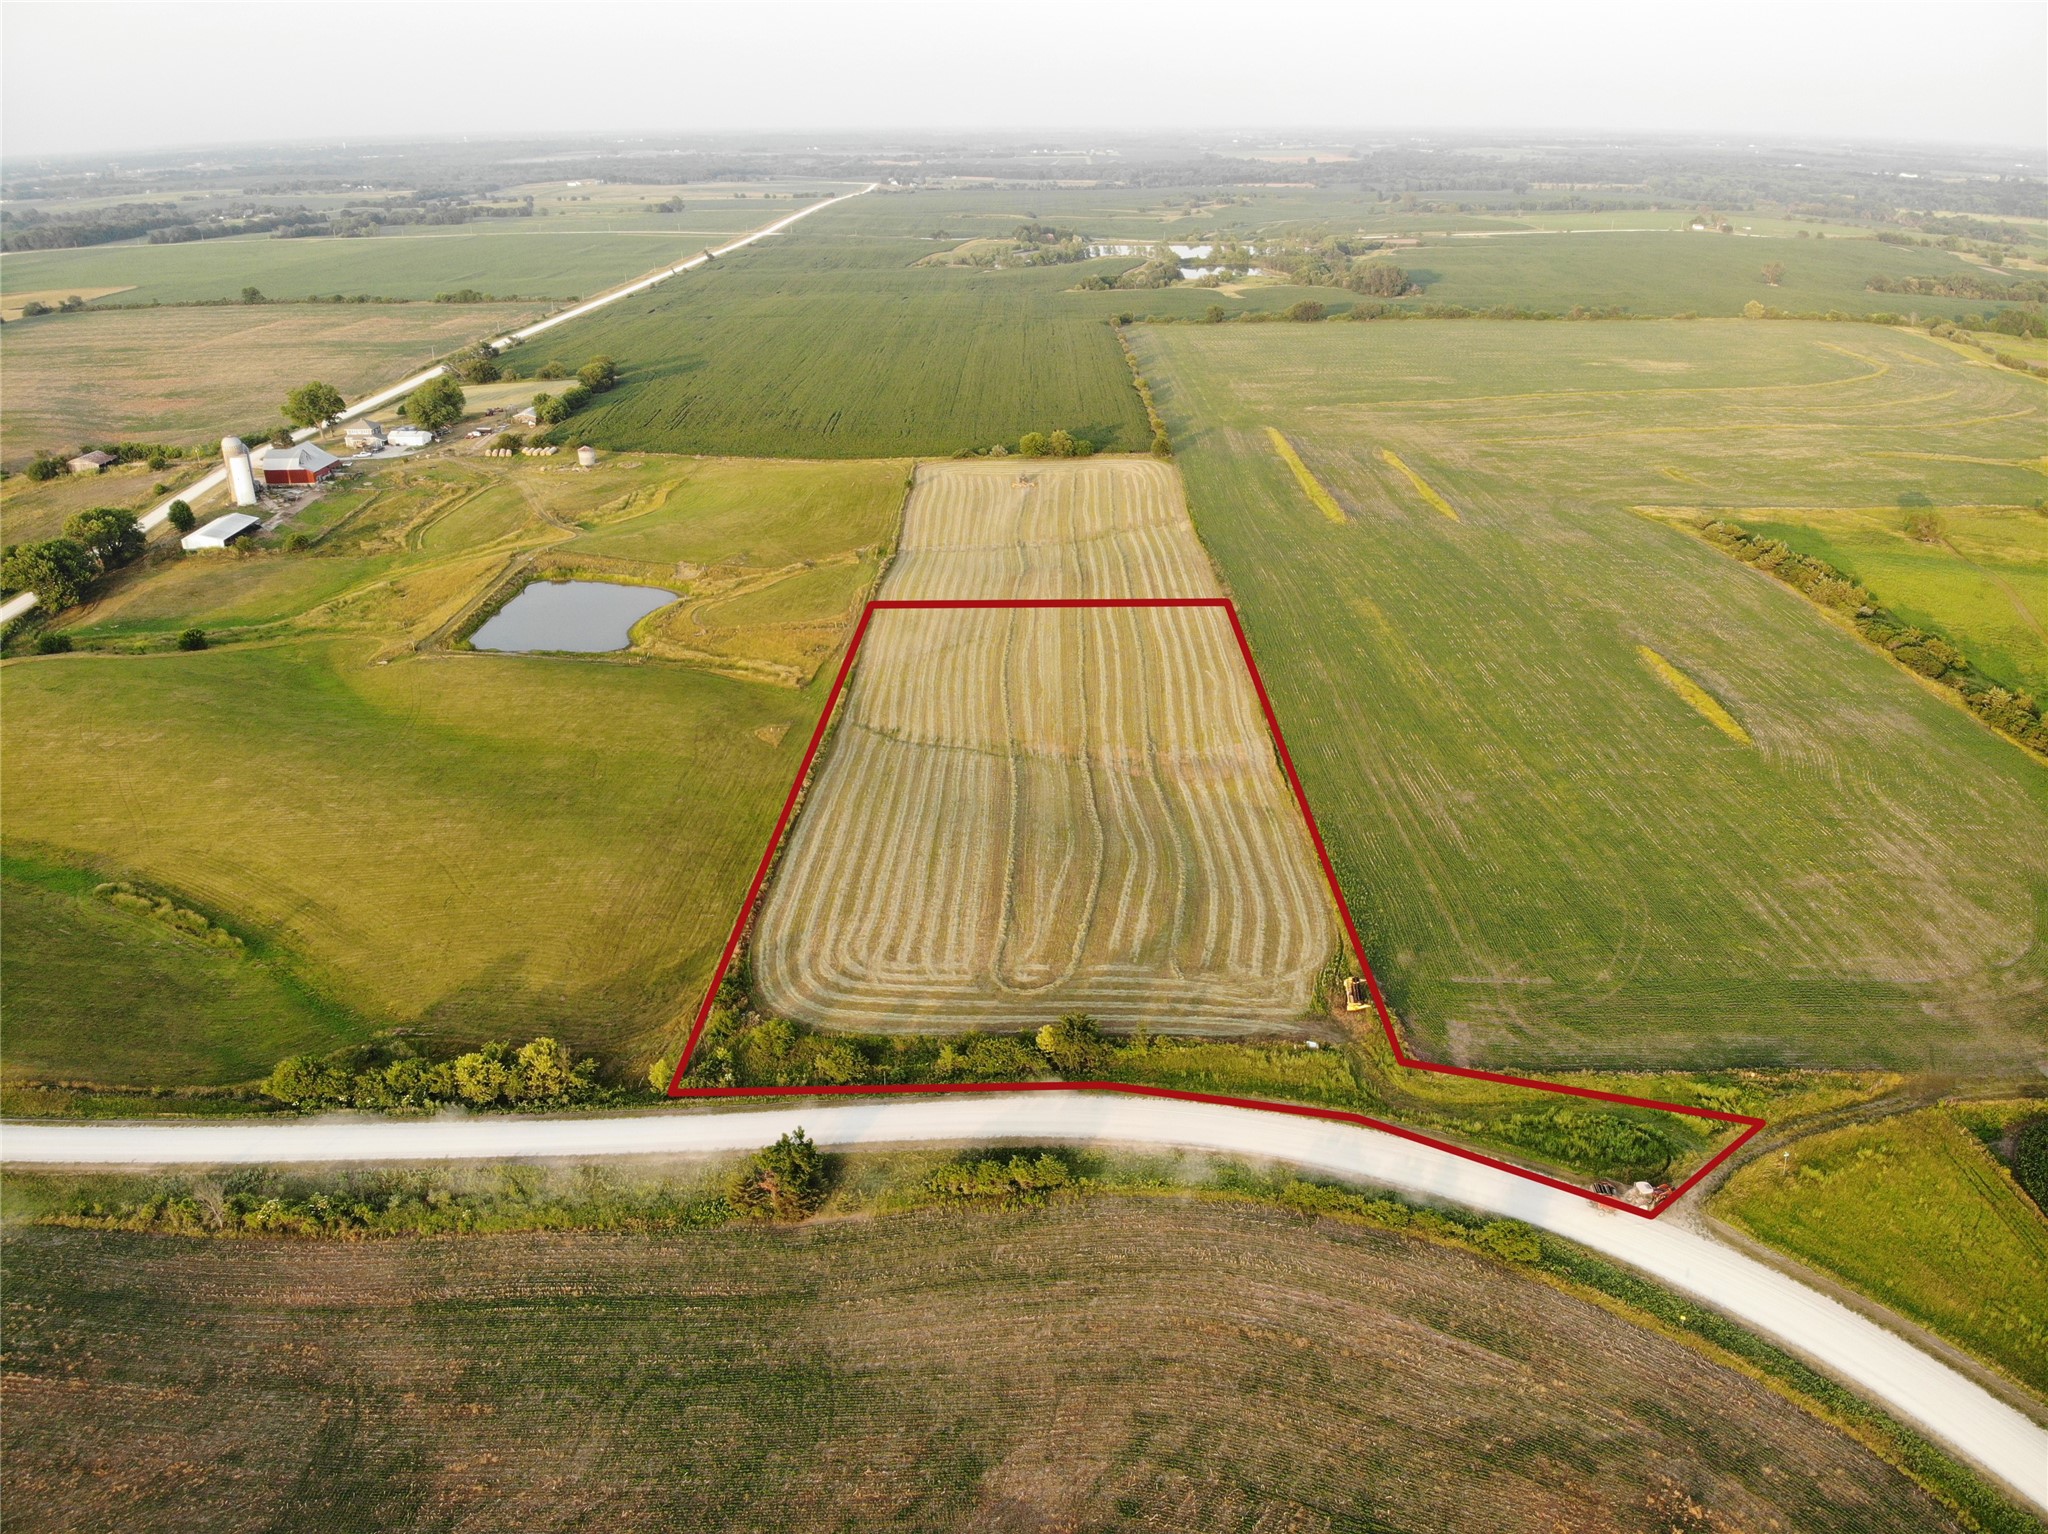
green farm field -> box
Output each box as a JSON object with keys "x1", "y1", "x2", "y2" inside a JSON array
[
  {"x1": 1136, "y1": 318, "x2": 2048, "y2": 1073},
  {"x1": 0, "y1": 301, "x2": 542, "y2": 468},
  {"x1": 0, "y1": 452, "x2": 907, "y2": 1083},
  {"x1": 1715, "y1": 1101, "x2": 2048, "y2": 1395},
  {"x1": 0, "y1": 1190, "x2": 1995, "y2": 1534},
  {"x1": 0, "y1": 195, "x2": 817, "y2": 307}
]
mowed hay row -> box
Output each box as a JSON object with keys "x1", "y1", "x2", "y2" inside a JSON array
[
  {"x1": 887, "y1": 457, "x2": 1218, "y2": 600},
  {"x1": 753, "y1": 459, "x2": 1336, "y2": 1033}
]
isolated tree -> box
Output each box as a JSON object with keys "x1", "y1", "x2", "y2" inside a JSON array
[
  {"x1": 166, "y1": 500, "x2": 196, "y2": 534},
  {"x1": 0, "y1": 538, "x2": 97, "y2": 609},
  {"x1": 405, "y1": 374, "x2": 466, "y2": 432},
  {"x1": 64, "y1": 507, "x2": 144, "y2": 570},
  {"x1": 1742, "y1": 299, "x2": 1767, "y2": 319},
  {"x1": 729, "y1": 1129, "x2": 828, "y2": 1221},
  {"x1": 282, "y1": 380, "x2": 346, "y2": 429},
  {"x1": 177, "y1": 628, "x2": 208, "y2": 651},
  {"x1": 1761, "y1": 262, "x2": 1786, "y2": 286},
  {"x1": 241, "y1": 286, "x2": 265, "y2": 304},
  {"x1": 1036, "y1": 1014, "x2": 1104, "y2": 1073},
  {"x1": 1204, "y1": 304, "x2": 1227, "y2": 324},
  {"x1": 576, "y1": 355, "x2": 618, "y2": 391}
]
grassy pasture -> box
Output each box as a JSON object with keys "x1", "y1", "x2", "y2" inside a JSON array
[
  {"x1": 1726, "y1": 503, "x2": 2048, "y2": 696},
  {"x1": 1138, "y1": 318, "x2": 2048, "y2": 1073},
  {"x1": 0, "y1": 459, "x2": 191, "y2": 546},
  {"x1": 1715, "y1": 1102, "x2": 2048, "y2": 1394},
  {"x1": 0, "y1": 301, "x2": 541, "y2": 467},
  {"x1": 1, "y1": 452, "x2": 906, "y2": 1082},
  {"x1": 0, "y1": 1194, "x2": 1981, "y2": 1534}
]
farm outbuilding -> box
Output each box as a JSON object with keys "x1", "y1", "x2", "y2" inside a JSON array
[
  {"x1": 68, "y1": 450, "x2": 118, "y2": 475},
  {"x1": 258, "y1": 442, "x2": 341, "y2": 486},
  {"x1": 181, "y1": 512, "x2": 262, "y2": 551},
  {"x1": 343, "y1": 419, "x2": 386, "y2": 450},
  {"x1": 388, "y1": 427, "x2": 436, "y2": 449}
]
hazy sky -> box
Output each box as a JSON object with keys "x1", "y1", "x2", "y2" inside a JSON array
[{"x1": 3, "y1": 0, "x2": 2043, "y2": 160}]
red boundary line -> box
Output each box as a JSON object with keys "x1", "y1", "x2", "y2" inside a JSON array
[{"x1": 668, "y1": 597, "x2": 1766, "y2": 1219}]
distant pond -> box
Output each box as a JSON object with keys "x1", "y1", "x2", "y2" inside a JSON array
[{"x1": 470, "y1": 580, "x2": 678, "y2": 653}]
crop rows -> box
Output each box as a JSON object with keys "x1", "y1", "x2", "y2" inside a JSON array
[{"x1": 752, "y1": 460, "x2": 1335, "y2": 1033}]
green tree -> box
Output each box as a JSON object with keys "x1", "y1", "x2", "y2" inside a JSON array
[
  {"x1": 24, "y1": 452, "x2": 67, "y2": 481},
  {"x1": 282, "y1": 381, "x2": 347, "y2": 429},
  {"x1": 1742, "y1": 299, "x2": 1767, "y2": 318},
  {"x1": 64, "y1": 507, "x2": 144, "y2": 570},
  {"x1": 262, "y1": 1054, "x2": 347, "y2": 1108},
  {"x1": 1761, "y1": 261, "x2": 1786, "y2": 286},
  {"x1": 1204, "y1": 304, "x2": 1227, "y2": 324},
  {"x1": 576, "y1": 355, "x2": 618, "y2": 391},
  {"x1": 1018, "y1": 431, "x2": 1049, "y2": 458},
  {"x1": 241, "y1": 286, "x2": 265, "y2": 305},
  {"x1": 18, "y1": 300, "x2": 52, "y2": 318},
  {"x1": 1149, "y1": 429, "x2": 1173, "y2": 459},
  {"x1": 34, "y1": 631, "x2": 73, "y2": 655},
  {"x1": 729, "y1": 1129, "x2": 829, "y2": 1220},
  {"x1": 1283, "y1": 299, "x2": 1328, "y2": 322},
  {"x1": 166, "y1": 500, "x2": 196, "y2": 533},
  {"x1": 405, "y1": 374, "x2": 466, "y2": 432},
  {"x1": 0, "y1": 538, "x2": 97, "y2": 608},
  {"x1": 536, "y1": 360, "x2": 569, "y2": 381},
  {"x1": 269, "y1": 428, "x2": 296, "y2": 448},
  {"x1": 535, "y1": 383, "x2": 590, "y2": 425},
  {"x1": 452, "y1": 1043, "x2": 513, "y2": 1104},
  {"x1": 450, "y1": 347, "x2": 501, "y2": 384},
  {"x1": 177, "y1": 628, "x2": 208, "y2": 651},
  {"x1": 58, "y1": 294, "x2": 86, "y2": 313},
  {"x1": 512, "y1": 1036, "x2": 587, "y2": 1102},
  {"x1": 1036, "y1": 1014, "x2": 1105, "y2": 1074},
  {"x1": 1046, "y1": 429, "x2": 1078, "y2": 458}
]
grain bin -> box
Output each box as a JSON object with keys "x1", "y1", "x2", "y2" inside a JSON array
[
  {"x1": 576, "y1": 445, "x2": 598, "y2": 468},
  {"x1": 221, "y1": 437, "x2": 258, "y2": 507}
]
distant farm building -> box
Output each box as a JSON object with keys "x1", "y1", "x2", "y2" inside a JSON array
[
  {"x1": 512, "y1": 406, "x2": 541, "y2": 427},
  {"x1": 181, "y1": 512, "x2": 262, "y2": 551},
  {"x1": 388, "y1": 426, "x2": 436, "y2": 449},
  {"x1": 258, "y1": 442, "x2": 341, "y2": 486},
  {"x1": 343, "y1": 419, "x2": 386, "y2": 451},
  {"x1": 68, "y1": 450, "x2": 118, "y2": 475}
]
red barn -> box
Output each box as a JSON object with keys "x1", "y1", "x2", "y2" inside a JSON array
[{"x1": 259, "y1": 442, "x2": 341, "y2": 486}]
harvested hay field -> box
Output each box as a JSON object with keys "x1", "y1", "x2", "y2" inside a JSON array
[
  {"x1": 0, "y1": 1198, "x2": 1976, "y2": 1534},
  {"x1": 753, "y1": 459, "x2": 1336, "y2": 1033}
]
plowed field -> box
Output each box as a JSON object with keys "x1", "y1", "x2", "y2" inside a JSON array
[{"x1": 752, "y1": 459, "x2": 1336, "y2": 1033}]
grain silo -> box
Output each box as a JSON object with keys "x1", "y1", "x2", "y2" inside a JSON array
[
  {"x1": 576, "y1": 445, "x2": 598, "y2": 468},
  {"x1": 221, "y1": 437, "x2": 258, "y2": 507}
]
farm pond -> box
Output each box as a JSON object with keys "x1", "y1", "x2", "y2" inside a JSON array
[{"x1": 470, "y1": 580, "x2": 678, "y2": 653}]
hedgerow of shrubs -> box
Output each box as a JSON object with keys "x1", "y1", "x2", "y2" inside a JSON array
[
  {"x1": 95, "y1": 881, "x2": 242, "y2": 950},
  {"x1": 262, "y1": 1034, "x2": 601, "y2": 1111},
  {"x1": 1694, "y1": 515, "x2": 2047, "y2": 757},
  {"x1": 2012, "y1": 1116, "x2": 2048, "y2": 1213}
]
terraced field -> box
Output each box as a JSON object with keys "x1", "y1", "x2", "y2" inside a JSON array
[{"x1": 752, "y1": 460, "x2": 1336, "y2": 1033}]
